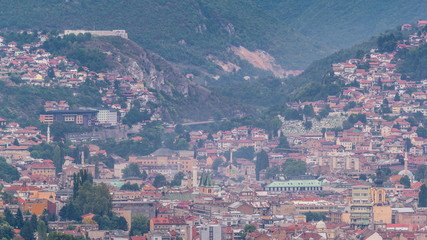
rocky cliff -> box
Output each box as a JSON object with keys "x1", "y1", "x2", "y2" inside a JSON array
[{"x1": 84, "y1": 37, "x2": 241, "y2": 121}]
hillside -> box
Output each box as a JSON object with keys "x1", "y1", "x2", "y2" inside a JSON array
[
  {"x1": 82, "y1": 37, "x2": 243, "y2": 121},
  {"x1": 0, "y1": 0, "x2": 426, "y2": 78}
]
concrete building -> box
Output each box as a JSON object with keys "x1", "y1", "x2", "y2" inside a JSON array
[
  {"x1": 200, "y1": 224, "x2": 222, "y2": 240},
  {"x1": 350, "y1": 185, "x2": 373, "y2": 227},
  {"x1": 96, "y1": 109, "x2": 118, "y2": 126},
  {"x1": 64, "y1": 30, "x2": 128, "y2": 39},
  {"x1": 265, "y1": 180, "x2": 323, "y2": 193}
]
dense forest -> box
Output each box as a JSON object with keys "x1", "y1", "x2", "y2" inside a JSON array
[{"x1": 0, "y1": 0, "x2": 425, "y2": 72}]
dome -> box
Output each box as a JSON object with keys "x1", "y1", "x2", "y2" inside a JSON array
[
  {"x1": 398, "y1": 170, "x2": 414, "y2": 178},
  {"x1": 316, "y1": 220, "x2": 326, "y2": 229}
]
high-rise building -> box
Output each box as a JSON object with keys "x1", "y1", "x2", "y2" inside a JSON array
[
  {"x1": 200, "y1": 224, "x2": 222, "y2": 240},
  {"x1": 350, "y1": 185, "x2": 373, "y2": 227}
]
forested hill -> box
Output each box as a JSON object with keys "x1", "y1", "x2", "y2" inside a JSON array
[{"x1": 0, "y1": 0, "x2": 426, "y2": 75}]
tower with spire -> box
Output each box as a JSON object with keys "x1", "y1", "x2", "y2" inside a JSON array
[
  {"x1": 46, "y1": 123, "x2": 51, "y2": 143},
  {"x1": 199, "y1": 171, "x2": 214, "y2": 195}
]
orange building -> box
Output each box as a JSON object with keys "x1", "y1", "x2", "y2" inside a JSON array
[{"x1": 23, "y1": 199, "x2": 56, "y2": 216}]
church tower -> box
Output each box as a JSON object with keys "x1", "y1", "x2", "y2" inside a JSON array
[{"x1": 199, "y1": 171, "x2": 214, "y2": 195}]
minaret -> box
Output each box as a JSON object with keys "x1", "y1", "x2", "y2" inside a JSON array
[
  {"x1": 81, "y1": 151, "x2": 85, "y2": 165},
  {"x1": 192, "y1": 166, "x2": 198, "y2": 189},
  {"x1": 46, "y1": 124, "x2": 51, "y2": 143},
  {"x1": 404, "y1": 152, "x2": 408, "y2": 176}
]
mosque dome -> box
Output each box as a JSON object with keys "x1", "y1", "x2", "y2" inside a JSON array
[{"x1": 316, "y1": 220, "x2": 326, "y2": 229}]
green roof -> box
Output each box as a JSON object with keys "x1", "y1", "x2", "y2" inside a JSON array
[
  {"x1": 110, "y1": 181, "x2": 124, "y2": 188},
  {"x1": 266, "y1": 180, "x2": 322, "y2": 188}
]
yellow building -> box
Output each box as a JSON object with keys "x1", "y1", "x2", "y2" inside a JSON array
[
  {"x1": 28, "y1": 160, "x2": 56, "y2": 177},
  {"x1": 370, "y1": 187, "x2": 387, "y2": 204},
  {"x1": 373, "y1": 205, "x2": 392, "y2": 224},
  {"x1": 129, "y1": 148, "x2": 195, "y2": 173},
  {"x1": 350, "y1": 185, "x2": 373, "y2": 227}
]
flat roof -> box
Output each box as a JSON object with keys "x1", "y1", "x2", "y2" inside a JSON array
[
  {"x1": 46, "y1": 109, "x2": 98, "y2": 114},
  {"x1": 266, "y1": 180, "x2": 322, "y2": 188}
]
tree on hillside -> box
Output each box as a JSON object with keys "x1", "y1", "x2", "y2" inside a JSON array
[
  {"x1": 141, "y1": 170, "x2": 148, "y2": 180},
  {"x1": 15, "y1": 208, "x2": 24, "y2": 229},
  {"x1": 130, "y1": 214, "x2": 149, "y2": 236},
  {"x1": 0, "y1": 157, "x2": 20, "y2": 182},
  {"x1": 37, "y1": 221, "x2": 48, "y2": 240},
  {"x1": 417, "y1": 127, "x2": 427, "y2": 138},
  {"x1": 400, "y1": 175, "x2": 411, "y2": 188},
  {"x1": 52, "y1": 145, "x2": 64, "y2": 174},
  {"x1": 304, "y1": 211, "x2": 327, "y2": 222},
  {"x1": 303, "y1": 105, "x2": 315, "y2": 118},
  {"x1": 377, "y1": 33, "x2": 399, "y2": 53},
  {"x1": 4, "y1": 208, "x2": 15, "y2": 227},
  {"x1": 212, "y1": 158, "x2": 223, "y2": 172},
  {"x1": 233, "y1": 146, "x2": 255, "y2": 160},
  {"x1": 170, "y1": 172, "x2": 185, "y2": 187},
  {"x1": 46, "y1": 232, "x2": 85, "y2": 240},
  {"x1": 255, "y1": 150, "x2": 269, "y2": 180},
  {"x1": 74, "y1": 182, "x2": 112, "y2": 216},
  {"x1": 416, "y1": 165, "x2": 427, "y2": 181},
  {"x1": 122, "y1": 163, "x2": 142, "y2": 179},
  {"x1": 277, "y1": 135, "x2": 290, "y2": 149},
  {"x1": 120, "y1": 182, "x2": 141, "y2": 191},
  {"x1": 20, "y1": 220, "x2": 35, "y2": 240},
  {"x1": 153, "y1": 174, "x2": 168, "y2": 188},
  {"x1": 73, "y1": 169, "x2": 93, "y2": 198},
  {"x1": 282, "y1": 159, "x2": 307, "y2": 177},
  {"x1": 419, "y1": 184, "x2": 427, "y2": 207},
  {"x1": 240, "y1": 224, "x2": 256, "y2": 239}
]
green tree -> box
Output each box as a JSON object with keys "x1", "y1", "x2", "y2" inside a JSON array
[
  {"x1": 265, "y1": 165, "x2": 281, "y2": 179},
  {"x1": 46, "y1": 232, "x2": 85, "y2": 240},
  {"x1": 59, "y1": 202, "x2": 82, "y2": 221},
  {"x1": 52, "y1": 145, "x2": 64, "y2": 174},
  {"x1": 277, "y1": 135, "x2": 290, "y2": 149},
  {"x1": 241, "y1": 224, "x2": 256, "y2": 239},
  {"x1": 74, "y1": 182, "x2": 112, "y2": 216},
  {"x1": 233, "y1": 146, "x2": 255, "y2": 160},
  {"x1": 153, "y1": 174, "x2": 168, "y2": 188},
  {"x1": 303, "y1": 105, "x2": 315, "y2": 118},
  {"x1": 400, "y1": 175, "x2": 411, "y2": 188},
  {"x1": 377, "y1": 33, "x2": 399, "y2": 53},
  {"x1": 141, "y1": 170, "x2": 148, "y2": 180},
  {"x1": 394, "y1": 93, "x2": 401, "y2": 101},
  {"x1": 419, "y1": 184, "x2": 427, "y2": 207},
  {"x1": 282, "y1": 159, "x2": 307, "y2": 177},
  {"x1": 304, "y1": 211, "x2": 327, "y2": 222},
  {"x1": 417, "y1": 127, "x2": 427, "y2": 138},
  {"x1": 73, "y1": 169, "x2": 93, "y2": 199},
  {"x1": 129, "y1": 214, "x2": 149, "y2": 236},
  {"x1": 255, "y1": 150, "x2": 269, "y2": 180},
  {"x1": 37, "y1": 220, "x2": 48, "y2": 240},
  {"x1": 170, "y1": 172, "x2": 185, "y2": 187},
  {"x1": 416, "y1": 165, "x2": 427, "y2": 182},
  {"x1": 20, "y1": 220, "x2": 35, "y2": 240},
  {"x1": 122, "y1": 163, "x2": 142, "y2": 178},
  {"x1": 120, "y1": 182, "x2": 141, "y2": 191},
  {"x1": 3, "y1": 208, "x2": 15, "y2": 227},
  {"x1": 0, "y1": 224, "x2": 14, "y2": 240},
  {"x1": 15, "y1": 208, "x2": 24, "y2": 229},
  {"x1": 0, "y1": 157, "x2": 20, "y2": 182},
  {"x1": 212, "y1": 158, "x2": 223, "y2": 171}
]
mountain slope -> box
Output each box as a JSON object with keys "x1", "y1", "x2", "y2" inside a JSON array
[
  {"x1": 82, "y1": 37, "x2": 243, "y2": 121},
  {"x1": 0, "y1": 0, "x2": 426, "y2": 74}
]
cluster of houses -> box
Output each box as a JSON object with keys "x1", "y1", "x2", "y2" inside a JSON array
[
  {"x1": 6, "y1": 23, "x2": 427, "y2": 239},
  {"x1": 0, "y1": 31, "x2": 161, "y2": 124}
]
